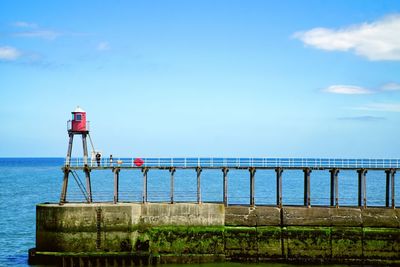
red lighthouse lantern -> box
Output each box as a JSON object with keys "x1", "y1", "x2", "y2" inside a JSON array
[{"x1": 71, "y1": 106, "x2": 87, "y2": 132}]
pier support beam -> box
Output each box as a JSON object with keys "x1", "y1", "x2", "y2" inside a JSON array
[
  {"x1": 84, "y1": 167, "x2": 92, "y2": 203},
  {"x1": 276, "y1": 168, "x2": 283, "y2": 208},
  {"x1": 170, "y1": 168, "x2": 175, "y2": 204},
  {"x1": 142, "y1": 168, "x2": 149, "y2": 203},
  {"x1": 385, "y1": 169, "x2": 396, "y2": 208},
  {"x1": 249, "y1": 168, "x2": 256, "y2": 207},
  {"x1": 222, "y1": 168, "x2": 229, "y2": 206},
  {"x1": 330, "y1": 169, "x2": 339, "y2": 208},
  {"x1": 357, "y1": 169, "x2": 367, "y2": 208},
  {"x1": 82, "y1": 133, "x2": 89, "y2": 166},
  {"x1": 303, "y1": 168, "x2": 311, "y2": 207},
  {"x1": 113, "y1": 168, "x2": 120, "y2": 204},
  {"x1": 60, "y1": 167, "x2": 70, "y2": 204},
  {"x1": 196, "y1": 167, "x2": 202, "y2": 204},
  {"x1": 65, "y1": 134, "x2": 74, "y2": 166}
]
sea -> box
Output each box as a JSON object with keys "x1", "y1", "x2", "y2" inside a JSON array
[{"x1": 0, "y1": 158, "x2": 398, "y2": 266}]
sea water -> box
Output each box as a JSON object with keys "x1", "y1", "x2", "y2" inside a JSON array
[{"x1": 0, "y1": 158, "x2": 398, "y2": 266}]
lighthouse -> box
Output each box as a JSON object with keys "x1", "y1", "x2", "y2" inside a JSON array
[
  {"x1": 70, "y1": 106, "x2": 87, "y2": 132},
  {"x1": 60, "y1": 106, "x2": 93, "y2": 204}
]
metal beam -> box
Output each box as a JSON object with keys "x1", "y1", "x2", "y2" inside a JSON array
[
  {"x1": 303, "y1": 168, "x2": 311, "y2": 207},
  {"x1": 249, "y1": 168, "x2": 256, "y2": 207},
  {"x1": 142, "y1": 168, "x2": 148, "y2": 203},
  {"x1": 357, "y1": 169, "x2": 367, "y2": 208},
  {"x1": 84, "y1": 166, "x2": 92, "y2": 203},
  {"x1": 392, "y1": 170, "x2": 396, "y2": 209},
  {"x1": 60, "y1": 167, "x2": 70, "y2": 204},
  {"x1": 330, "y1": 169, "x2": 339, "y2": 208},
  {"x1": 222, "y1": 168, "x2": 229, "y2": 206},
  {"x1": 65, "y1": 134, "x2": 74, "y2": 166},
  {"x1": 82, "y1": 133, "x2": 89, "y2": 166},
  {"x1": 170, "y1": 168, "x2": 175, "y2": 204},
  {"x1": 113, "y1": 168, "x2": 120, "y2": 204},
  {"x1": 196, "y1": 167, "x2": 202, "y2": 204},
  {"x1": 275, "y1": 168, "x2": 283, "y2": 207}
]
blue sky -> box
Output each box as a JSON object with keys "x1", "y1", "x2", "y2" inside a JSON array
[{"x1": 1, "y1": 0, "x2": 400, "y2": 158}]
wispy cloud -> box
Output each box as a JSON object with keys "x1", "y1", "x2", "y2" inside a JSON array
[
  {"x1": 338, "y1": 116, "x2": 385, "y2": 121},
  {"x1": 14, "y1": 30, "x2": 60, "y2": 40},
  {"x1": 0, "y1": 46, "x2": 21, "y2": 61},
  {"x1": 381, "y1": 82, "x2": 400, "y2": 91},
  {"x1": 13, "y1": 21, "x2": 37, "y2": 28},
  {"x1": 323, "y1": 85, "x2": 372, "y2": 95},
  {"x1": 354, "y1": 103, "x2": 400, "y2": 112},
  {"x1": 97, "y1": 42, "x2": 110, "y2": 51},
  {"x1": 294, "y1": 14, "x2": 400, "y2": 61},
  {"x1": 11, "y1": 21, "x2": 61, "y2": 40}
]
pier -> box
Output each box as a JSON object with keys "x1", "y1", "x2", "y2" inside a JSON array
[
  {"x1": 61, "y1": 157, "x2": 398, "y2": 209},
  {"x1": 29, "y1": 108, "x2": 400, "y2": 266}
]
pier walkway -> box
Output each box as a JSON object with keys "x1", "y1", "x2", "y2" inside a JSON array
[
  {"x1": 68, "y1": 157, "x2": 400, "y2": 170},
  {"x1": 61, "y1": 157, "x2": 398, "y2": 209}
]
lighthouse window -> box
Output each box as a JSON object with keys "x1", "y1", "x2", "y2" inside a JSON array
[{"x1": 75, "y1": 114, "x2": 82, "y2": 121}]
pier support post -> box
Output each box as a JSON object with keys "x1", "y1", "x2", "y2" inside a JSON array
[
  {"x1": 222, "y1": 168, "x2": 229, "y2": 206},
  {"x1": 65, "y1": 133, "x2": 74, "y2": 166},
  {"x1": 303, "y1": 168, "x2": 311, "y2": 207},
  {"x1": 196, "y1": 167, "x2": 202, "y2": 204},
  {"x1": 357, "y1": 169, "x2": 367, "y2": 208},
  {"x1": 142, "y1": 168, "x2": 149, "y2": 203},
  {"x1": 84, "y1": 166, "x2": 92, "y2": 203},
  {"x1": 392, "y1": 170, "x2": 396, "y2": 209},
  {"x1": 82, "y1": 133, "x2": 89, "y2": 166},
  {"x1": 249, "y1": 168, "x2": 256, "y2": 207},
  {"x1": 170, "y1": 168, "x2": 175, "y2": 204},
  {"x1": 60, "y1": 167, "x2": 70, "y2": 204},
  {"x1": 113, "y1": 168, "x2": 120, "y2": 204},
  {"x1": 385, "y1": 169, "x2": 396, "y2": 208},
  {"x1": 275, "y1": 168, "x2": 283, "y2": 207},
  {"x1": 330, "y1": 169, "x2": 339, "y2": 208}
]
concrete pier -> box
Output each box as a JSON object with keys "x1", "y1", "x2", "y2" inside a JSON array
[{"x1": 30, "y1": 203, "x2": 400, "y2": 266}]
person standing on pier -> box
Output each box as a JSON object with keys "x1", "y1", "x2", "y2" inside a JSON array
[{"x1": 95, "y1": 152, "x2": 101, "y2": 167}]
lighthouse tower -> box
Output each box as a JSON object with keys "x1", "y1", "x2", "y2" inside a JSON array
[{"x1": 60, "y1": 106, "x2": 93, "y2": 203}]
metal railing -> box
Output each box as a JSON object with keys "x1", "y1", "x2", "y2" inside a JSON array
[{"x1": 65, "y1": 157, "x2": 400, "y2": 169}]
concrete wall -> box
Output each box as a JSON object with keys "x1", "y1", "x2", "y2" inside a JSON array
[{"x1": 34, "y1": 203, "x2": 400, "y2": 265}]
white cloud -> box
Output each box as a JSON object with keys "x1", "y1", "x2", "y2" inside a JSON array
[
  {"x1": 323, "y1": 85, "x2": 372, "y2": 95},
  {"x1": 355, "y1": 103, "x2": 400, "y2": 112},
  {"x1": 97, "y1": 42, "x2": 110, "y2": 51},
  {"x1": 381, "y1": 82, "x2": 400, "y2": 91},
  {"x1": 14, "y1": 30, "x2": 60, "y2": 40},
  {"x1": 338, "y1": 116, "x2": 385, "y2": 121},
  {"x1": 13, "y1": 21, "x2": 37, "y2": 28},
  {"x1": 294, "y1": 14, "x2": 400, "y2": 61},
  {"x1": 0, "y1": 46, "x2": 21, "y2": 60}
]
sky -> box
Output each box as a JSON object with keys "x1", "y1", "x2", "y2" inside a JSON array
[{"x1": 0, "y1": 0, "x2": 400, "y2": 158}]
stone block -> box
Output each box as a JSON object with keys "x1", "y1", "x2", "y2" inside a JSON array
[
  {"x1": 284, "y1": 226, "x2": 331, "y2": 260},
  {"x1": 361, "y1": 208, "x2": 399, "y2": 228},
  {"x1": 224, "y1": 226, "x2": 258, "y2": 257},
  {"x1": 282, "y1": 207, "x2": 331, "y2": 226},
  {"x1": 331, "y1": 227, "x2": 362, "y2": 259},
  {"x1": 255, "y1": 206, "x2": 281, "y2": 226},
  {"x1": 363, "y1": 227, "x2": 400, "y2": 259},
  {"x1": 330, "y1": 207, "x2": 362, "y2": 227},
  {"x1": 257, "y1": 226, "x2": 282, "y2": 258}
]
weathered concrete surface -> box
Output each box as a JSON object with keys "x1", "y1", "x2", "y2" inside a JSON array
[
  {"x1": 225, "y1": 206, "x2": 280, "y2": 226},
  {"x1": 33, "y1": 203, "x2": 400, "y2": 265},
  {"x1": 140, "y1": 203, "x2": 224, "y2": 226}
]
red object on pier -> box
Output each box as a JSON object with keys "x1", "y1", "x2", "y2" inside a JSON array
[
  {"x1": 70, "y1": 106, "x2": 87, "y2": 132},
  {"x1": 134, "y1": 158, "x2": 144, "y2": 167}
]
